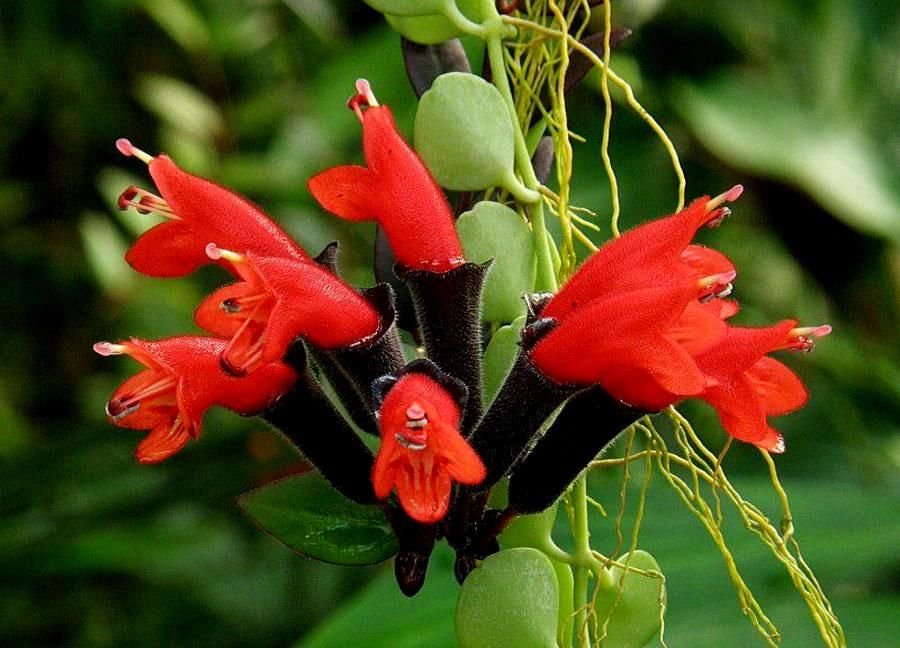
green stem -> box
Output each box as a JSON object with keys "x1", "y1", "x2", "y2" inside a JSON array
[
  {"x1": 477, "y1": 2, "x2": 558, "y2": 292},
  {"x1": 572, "y1": 474, "x2": 592, "y2": 647}
]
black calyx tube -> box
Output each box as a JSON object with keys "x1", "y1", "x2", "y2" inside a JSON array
[
  {"x1": 262, "y1": 341, "x2": 376, "y2": 505},
  {"x1": 466, "y1": 348, "x2": 582, "y2": 491},
  {"x1": 373, "y1": 226, "x2": 420, "y2": 338},
  {"x1": 313, "y1": 282, "x2": 406, "y2": 435},
  {"x1": 507, "y1": 386, "x2": 645, "y2": 514},
  {"x1": 384, "y1": 506, "x2": 438, "y2": 597},
  {"x1": 398, "y1": 262, "x2": 491, "y2": 434}
]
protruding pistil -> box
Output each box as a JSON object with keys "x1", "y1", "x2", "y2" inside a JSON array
[
  {"x1": 116, "y1": 138, "x2": 154, "y2": 165},
  {"x1": 784, "y1": 324, "x2": 833, "y2": 352}
]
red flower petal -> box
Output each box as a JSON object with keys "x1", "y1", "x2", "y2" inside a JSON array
[
  {"x1": 149, "y1": 156, "x2": 307, "y2": 262},
  {"x1": 394, "y1": 457, "x2": 453, "y2": 523},
  {"x1": 701, "y1": 374, "x2": 770, "y2": 447},
  {"x1": 125, "y1": 221, "x2": 209, "y2": 277},
  {"x1": 542, "y1": 197, "x2": 712, "y2": 319},
  {"x1": 136, "y1": 419, "x2": 192, "y2": 464},
  {"x1": 696, "y1": 320, "x2": 797, "y2": 384},
  {"x1": 306, "y1": 165, "x2": 377, "y2": 221},
  {"x1": 745, "y1": 357, "x2": 808, "y2": 416},
  {"x1": 194, "y1": 283, "x2": 258, "y2": 338}
]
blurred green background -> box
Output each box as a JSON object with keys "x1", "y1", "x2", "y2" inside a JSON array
[{"x1": 1, "y1": 0, "x2": 897, "y2": 645}]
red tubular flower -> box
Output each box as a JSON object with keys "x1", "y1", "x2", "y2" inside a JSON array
[
  {"x1": 307, "y1": 80, "x2": 465, "y2": 273},
  {"x1": 94, "y1": 336, "x2": 296, "y2": 463},
  {"x1": 115, "y1": 139, "x2": 308, "y2": 277},
  {"x1": 194, "y1": 244, "x2": 381, "y2": 376},
  {"x1": 372, "y1": 372, "x2": 486, "y2": 523},
  {"x1": 541, "y1": 186, "x2": 743, "y2": 321},
  {"x1": 695, "y1": 321, "x2": 832, "y2": 453}
]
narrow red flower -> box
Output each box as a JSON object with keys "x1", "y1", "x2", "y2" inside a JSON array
[
  {"x1": 372, "y1": 372, "x2": 486, "y2": 523},
  {"x1": 696, "y1": 321, "x2": 832, "y2": 453},
  {"x1": 542, "y1": 186, "x2": 743, "y2": 321},
  {"x1": 94, "y1": 336, "x2": 296, "y2": 463},
  {"x1": 194, "y1": 244, "x2": 381, "y2": 376},
  {"x1": 115, "y1": 139, "x2": 308, "y2": 277},
  {"x1": 307, "y1": 80, "x2": 465, "y2": 273}
]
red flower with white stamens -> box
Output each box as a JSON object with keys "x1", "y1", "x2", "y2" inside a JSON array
[
  {"x1": 195, "y1": 245, "x2": 381, "y2": 376},
  {"x1": 115, "y1": 139, "x2": 308, "y2": 277},
  {"x1": 372, "y1": 372, "x2": 486, "y2": 523},
  {"x1": 307, "y1": 80, "x2": 465, "y2": 273},
  {"x1": 696, "y1": 321, "x2": 832, "y2": 453},
  {"x1": 94, "y1": 337, "x2": 296, "y2": 463}
]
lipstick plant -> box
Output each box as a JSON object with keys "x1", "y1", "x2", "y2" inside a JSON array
[{"x1": 94, "y1": 1, "x2": 847, "y2": 646}]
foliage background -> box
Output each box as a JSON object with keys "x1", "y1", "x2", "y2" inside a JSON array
[{"x1": 0, "y1": 0, "x2": 897, "y2": 645}]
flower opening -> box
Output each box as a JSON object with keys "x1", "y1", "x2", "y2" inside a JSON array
[{"x1": 372, "y1": 372, "x2": 486, "y2": 523}]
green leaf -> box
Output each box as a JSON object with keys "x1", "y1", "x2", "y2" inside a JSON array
[
  {"x1": 363, "y1": 0, "x2": 450, "y2": 18},
  {"x1": 482, "y1": 316, "x2": 526, "y2": 405},
  {"x1": 135, "y1": 74, "x2": 225, "y2": 144},
  {"x1": 456, "y1": 547, "x2": 560, "y2": 648},
  {"x1": 299, "y1": 544, "x2": 459, "y2": 648},
  {"x1": 457, "y1": 201, "x2": 535, "y2": 322},
  {"x1": 238, "y1": 473, "x2": 398, "y2": 566},
  {"x1": 594, "y1": 550, "x2": 665, "y2": 648},
  {"x1": 415, "y1": 73, "x2": 519, "y2": 193},
  {"x1": 385, "y1": 0, "x2": 481, "y2": 44},
  {"x1": 675, "y1": 77, "x2": 900, "y2": 242}
]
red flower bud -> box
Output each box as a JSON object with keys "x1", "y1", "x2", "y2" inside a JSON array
[
  {"x1": 372, "y1": 372, "x2": 486, "y2": 523},
  {"x1": 307, "y1": 80, "x2": 465, "y2": 273},
  {"x1": 116, "y1": 139, "x2": 308, "y2": 277},
  {"x1": 94, "y1": 336, "x2": 296, "y2": 463},
  {"x1": 195, "y1": 246, "x2": 381, "y2": 376}
]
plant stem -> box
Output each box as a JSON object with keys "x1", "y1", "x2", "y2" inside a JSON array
[
  {"x1": 572, "y1": 473, "x2": 592, "y2": 647},
  {"x1": 478, "y1": 1, "x2": 558, "y2": 292}
]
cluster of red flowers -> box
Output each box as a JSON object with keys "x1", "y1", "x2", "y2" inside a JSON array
[
  {"x1": 97, "y1": 80, "x2": 828, "y2": 548},
  {"x1": 529, "y1": 188, "x2": 831, "y2": 454}
]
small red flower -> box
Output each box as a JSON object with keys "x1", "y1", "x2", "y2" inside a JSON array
[
  {"x1": 695, "y1": 321, "x2": 832, "y2": 453},
  {"x1": 194, "y1": 244, "x2": 381, "y2": 376},
  {"x1": 372, "y1": 372, "x2": 486, "y2": 523},
  {"x1": 94, "y1": 336, "x2": 296, "y2": 463},
  {"x1": 307, "y1": 80, "x2": 465, "y2": 273},
  {"x1": 115, "y1": 139, "x2": 308, "y2": 277},
  {"x1": 542, "y1": 186, "x2": 743, "y2": 321}
]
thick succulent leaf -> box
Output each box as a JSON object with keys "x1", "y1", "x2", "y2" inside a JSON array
[
  {"x1": 415, "y1": 73, "x2": 518, "y2": 192},
  {"x1": 594, "y1": 550, "x2": 665, "y2": 648},
  {"x1": 389, "y1": 0, "x2": 482, "y2": 45},
  {"x1": 363, "y1": 0, "x2": 449, "y2": 18},
  {"x1": 456, "y1": 201, "x2": 535, "y2": 322},
  {"x1": 481, "y1": 316, "x2": 526, "y2": 405},
  {"x1": 455, "y1": 547, "x2": 559, "y2": 648},
  {"x1": 238, "y1": 473, "x2": 398, "y2": 566}
]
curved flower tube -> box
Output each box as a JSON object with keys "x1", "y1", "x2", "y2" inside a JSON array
[
  {"x1": 541, "y1": 186, "x2": 743, "y2": 321},
  {"x1": 116, "y1": 139, "x2": 308, "y2": 277},
  {"x1": 307, "y1": 80, "x2": 465, "y2": 272},
  {"x1": 195, "y1": 245, "x2": 381, "y2": 376},
  {"x1": 372, "y1": 367, "x2": 486, "y2": 523},
  {"x1": 94, "y1": 336, "x2": 296, "y2": 463}
]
